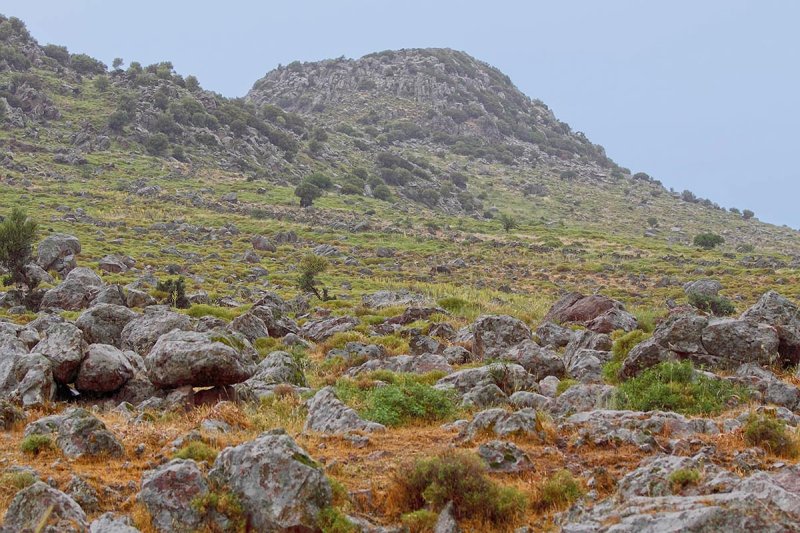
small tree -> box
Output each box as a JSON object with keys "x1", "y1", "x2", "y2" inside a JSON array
[
  {"x1": 498, "y1": 213, "x2": 518, "y2": 233},
  {"x1": 155, "y1": 277, "x2": 189, "y2": 308},
  {"x1": 742, "y1": 209, "x2": 755, "y2": 220},
  {"x1": 297, "y1": 255, "x2": 331, "y2": 300},
  {"x1": 693, "y1": 232, "x2": 725, "y2": 250},
  {"x1": 294, "y1": 182, "x2": 322, "y2": 207},
  {"x1": 112, "y1": 57, "x2": 124, "y2": 70},
  {"x1": 0, "y1": 208, "x2": 37, "y2": 290}
]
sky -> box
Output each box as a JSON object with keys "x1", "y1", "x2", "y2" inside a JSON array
[{"x1": 5, "y1": 1, "x2": 800, "y2": 227}]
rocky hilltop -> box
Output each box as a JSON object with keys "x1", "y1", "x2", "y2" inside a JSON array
[{"x1": 1, "y1": 13, "x2": 800, "y2": 533}]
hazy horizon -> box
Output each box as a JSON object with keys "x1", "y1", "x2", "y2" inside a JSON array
[{"x1": 5, "y1": 0, "x2": 800, "y2": 228}]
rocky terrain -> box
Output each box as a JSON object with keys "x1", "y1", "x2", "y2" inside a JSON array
[{"x1": 1, "y1": 12, "x2": 800, "y2": 533}]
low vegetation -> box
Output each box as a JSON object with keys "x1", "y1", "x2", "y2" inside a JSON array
[
  {"x1": 744, "y1": 412, "x2": 799, "y2": 458},
  {"x1": 536, "y1": 469, "x2": 585, "y2": 510}
]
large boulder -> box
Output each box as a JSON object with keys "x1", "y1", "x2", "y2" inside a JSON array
[
  {"x1": 76, "y1": 304, "x2": 138, "y2": 347},
  {"x1": 40, "y1": 267, "x2": 104, "y2": 311},
  {"x1": 304, "y1": 387, "x2": 386, "y2": 434},
  {"x1": 300, "y1": 315, "x2": 359, "y2": 342},
  {"x1": 145, "y1": 329, "x2": 255, "y2": 388},
  {"x1": 742, "y1": 291, "x2": 800, "y2": 366},
  {"x1": 472, "y1": 315, "x2": 532, "y2": 359},
  {"x1": 75, "y1": 344, "x2": 134, "y2": 393},
  {"x1": 208, "y1": 430, "x2": 332, "y2": 531},
  {"x1": 138, "y1": 459, "x2": 208, "y2": 533},
  {"x1": 121, "y1": 307, "x2": 192, "y2": 355},
  {"x1": 2, "y1": 481, "x2": 88, "y2": 533},
  {"x1": 700, "y1": 319, "x2": 779, "y2": 368},
  {"x1": 10, "y1": 355, "x2": 57, "y2": 407},
  {"x1": 684, "y1": 279, "x2": 723, "y2": 297},
  {"x1": 24, "y1": 408, "x2": 124, "y2": 458},
  {"x1": 234, "y1": 351, "x2": 308, "y2": 401},
  {"x1": 545, "y1": 292, "x2": 637, "y2": 333},
  {"x1": 502, "y1": 340, "x2": 566, "y2": 381},
  {"x1": 37, "y1": 233, "x2": 81, "y2": 275},
  {"x1": 228, "y1": 312, "x2": 269, "y2": 342},
  {"x1": 31, "y1": 322, "x2": 86, "y2": 383},
  {"x1": 346, "y1": 353, "x2": 452, "y2": 376}
]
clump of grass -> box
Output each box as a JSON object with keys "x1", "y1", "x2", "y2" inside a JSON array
[
  {"x1": 556, "y1": 378, "x2": 578, "y2": 396},
  {"x1": 669, "y1": 468, "x2": 701, "y2": 492},
  {"x1": 20, "y1": 434, "x2": 54, "y2": 456},
  {"x1": 185, "y1": 304, "x2": 243, "y2": 321},
  {"x1": 335, "y1": 373, "x2": 456, "y2": 427},
  {"x1": 191, "y1": 491, "x2": 246, "y2": 532},
  {"x1": 603, "y1": 329, "x2": 649, "y2": 384},
  {"x1": 0, "y1": 471, "x2": 37, "y2": 491},
  {"x1": 744, "y1": 412, "x2": 799, "y2": 458},
  {"x1": 317, "y1": 506, "x2": 357, "y2": 533},
  {"x1": 437, "y1": 296, "x2": 475, "y2": 316},
  {"x1": 401, "y1": 509, "x2": 438, "y2": 532},
  {"x1": 318, "y1": 331, "x2": 367, "y2": 353},
  {"x1": 536, "y1": 469, "x2": 584, "y2": 510},
  {"x1": 613, "y1": 360, "x2": 748, "y2": 415},
  {"x1": 389, "y1": 450, "x2": 527, "y2": 525},
  {"x1": 174, "y1": 441, "x2": 218, "y2": 463}
]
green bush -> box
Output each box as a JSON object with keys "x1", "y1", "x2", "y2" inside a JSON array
[
  {"x1": 603, "y1": 330, "x2": 649, "y2": 383},
  {"x1": 687, "y1": 292, "x2": 735, "y2": 316},
  {"x1": 174, "y1": 441, "x2": 218, "y2": 463},
  {"x1": 20, "y1": 434, "x2": 54, "y2": 455},
  {"x1": 155, "y1": 277, "x2": 189, "y2": 308},
  {"x1": 335, "y1": 374, "x2": 456, "y2": 427},
  {"x1": 317, "y1": 506, "x2": 356, "y2": 533},
  {"x1": 391, "y1": 450, "x2": 527, "y2": 524},
  {"x1": 400, "y1": 509, "x2": 438, "y2": 532},
  {"x1": 145, "y1": 133, "x2": 169, "y2": 155},
  {"x1": 669, "y1": 468, "x2": 701, "y2": 492},
  {"x1": 0, "y1": 207, "x2": 37, "y2": 289},
  {"x1": 744, "y1": 412, "x2": 799, "y2": 458},
  {"x1": 693, "y1": 233, "x2": 724, "y2": 250},
  {"x1": 537, "y1": 469, "x2": 584, "y2": 510},
  {"x1": 613, "y1": 361, "x2": 748, "y2": 415},
  {"x1": 556, "y1": 378, "x2": 578, "y2": 396}
]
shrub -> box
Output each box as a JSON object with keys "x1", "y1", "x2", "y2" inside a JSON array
[
  {"x1": 498, "y1": 213, "x2": 518, "y2": 233},
  {"x1": 20, "y1": 434, "x2": 54, "y2": 455},
  {"x1": 603, "y1": 330, "x2": 649, "y2": 383},
  {"x1": 400, "y1": 509, "x2": 438, "y2": 532},
  {"x1": 0, "y1": 207, "x2": 37, "y2": 290},
  {"x1": 742, "y1": 209, "x2": 755, "y2": 220},
  {"x1": 372, "y1": 183, "x2": 392, "y2": 201},
  {"x1": 687, "y1": 292, "x2": 735, "y2": 316},
  {"x1": 304, "y1": 172, "x2": 333, "y2": 190},
  {"x1": 294, "y1": 181, "x2": 323, "y2": 207},
  {"x1": 744, "y1": 412, "x2": 799, "y2": 457},
  {"x1": 155, "y1": 277, "x2": 189, "y2": 308},
  {"x1": 537, "y1": 470, "x2": 584, "y2": 510},
  {"x1": 42, "y1": 44, "x2": 70, "y2": 65},
  {"x1": 669, "y1": 468, "x2": 701, "y2": 492},
  {"x1": 316, "y1": 506, "x2": 356, "y2": 533},
  {"x1": 693, "y1": 233, "x2": 724, "y2": 250},
  {"x1": 174, "y1": 441, "x2": 218, "y2": 463},
  {"x1": 390, "y1": 450, "x2": 527, "y2": 525},
  {"x1": 297, "y1": 254, "x2": 330, "y2": 300},
  {"x1": 70, "y1": 53, "x2": 106, "y2": 75},
  {"x1": 335, "y1": 374, "x2": 456, "y2": 427},
  {"x1": 145, "y1": 133, "x2": 169, "y2": 156},
  {"x1": 613, "y1": 361, "x2": 748, "y2": 415}
]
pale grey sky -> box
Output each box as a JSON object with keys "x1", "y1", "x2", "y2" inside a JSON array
[{"x1": 5, "y1": 1, "x2": 799, "y2": 227}]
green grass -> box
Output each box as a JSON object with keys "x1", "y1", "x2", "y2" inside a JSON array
[
  {"x1": 174, "y1": 441, "x2": 219, "y2": 463},
  {"x1": 669, "y1": 468, "x2": 701, "y2": 492},
  {"x1": 400, "y1": 510, "x2": 438, "y2": 532},
  {"x1": 390, "y1": 450, "x2": 528, "y2": 525},
  {"x1": 556, "y1": 379, "x2": 578, "y2": 396},
  {"x1": 20, "y1": 434, "x2": 54, "y2": 456},
  {"x1": 744, "y1": 412, "x2": 799, "y2": 458},
  {"x1": 335, "y1": 373, "x2": 457, "y2": 427},
  {"x1": 612, "y1": 361, "x2": 748, "y2": 415},
  {"x1": 0, "y1": 471, "x2": 37, "y2": 492},
  {"x1": 185, "y1": 304, "x2": 244, "y2": 321},
  {"x1": 537, "y1": 470, "x2": 585, "y2": 510},
  {"x1": 603, "y1": 329, "x2": 649, "y2": 384},
  {"x1": 317, "y1": 506, "x2": 357, "y2": 533}
]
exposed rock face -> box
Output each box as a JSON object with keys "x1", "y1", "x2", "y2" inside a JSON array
[
  {"x1": 362, "y1": 290, "x2": 431, "y2": 309},
  {"x1": 208, "y1": 430, "x2": 332, "y2": 531},
  {"x1": 700, "y1": 319, "x2": 779, "y2": 366},
  {"x1": 75, "y1": 344, "x2": 134, "y2": 393},
  {"x1": 145, "y1": 330, "x2": 255, "y2": 388},
  {"x1": 138, "y1": 459, "x2": 208, "y2": 533},
  {"x1": 472, "y1": 315, "x2": 532, "y2": 359},
  {"x1": 31, "y1": 322, "x2": 86, "y2": 383},
  {"x1": 346, "y1": 353, "x2": 452, "y2": 376},
  {"x1": 478, "y1": 440, "x2": 534, "y2": 472},
  {"x1": 304, "y1": 386, "x2": 386, "y2": 434},
  {"x1": 76, "y1": 304, "x2": 138, "y2": 347},
  {"x1": 40, "y1": 267, "x2": 104, "y2": 311},
  {"x1": 742, "y1": 291, "x2": 800, "y2": 366},
  {"x1": 545, "y1": 292, "x2": 638, "y2": 333},
  {"x1": 2, "y1": 481, "x2": 88, "y2": 533},
  {"x1": 299, "y1": 315, "x2": 359, "y2": 342},
  {"x1": 121, "y1": 307, "x2": 192, "y2": 355},
  {"x1": 24, "y1": 408, "x2": 124, "y2": 458},
  {"x1": 37, "y1": 233, "x2": 81, "y2": 275}
]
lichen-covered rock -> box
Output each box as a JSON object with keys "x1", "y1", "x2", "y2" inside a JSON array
[
  {"x1": 700, "y1": 319, "x2": 779, "y2": 367},
  {"x1": 40, "y1": 267, "x2": 104, "y2": 311},
  {"x1": 75, "y1": 344, "x2": 134, "y2": 393},
  {"x1": 24, "y1": 408, "x2": 124, "y2": 458},
  {"x1": 208, "y1": 430, "x2": 332, "y2": 531},
  {"x1": 304, "y1": 386, "x2": 386, "y2": 434},
  {"x1": 545, "y1": 292, "x2": 638, "y2": 333},
  {"x1": 300, "y1": 315, "x2": 359, "y2": 342},
  {"x1": 89, "y1": 513, "x2": 141, "y2": 533},
  {"x1": 31, "y1": 322, "x2": 86, "y2": 384},
  {"x1": 457, "y1": 408, "x2": 546, "y2": 442},
  {"x1": 37, "y1": 233, "x2": 81, "y2": 274},
  {"x1": 76, "y1": 304, "x2": 138, "y2": 347},
  {"x1": 472, "y1": 315, "x2": 532, "y2": 359},
  {"x1": 2, "y1": 481, "x2": 87, "y2": 533},
  {"x1": 120, "y1": 307, "x2": 192, "y2": 355},
  {"x1": 502, "y1": 340, "x2": 566, "y2": 381},
  {"x1": 145, "y1": 330, "x2": 255, "y2": 388},
  {"x1": 138, "y1": 459, "x2": 208, "y2": 533},
  {"x1": 228, "y1": 312, "x2": 269, "y2": 342},
  {"x1": 478, "y1": 440, "x2": 534, "y2": 472},
  {"x1": 346, "y1": 353, "x2": 452, "y2": 376}
]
